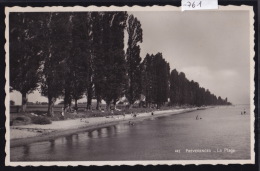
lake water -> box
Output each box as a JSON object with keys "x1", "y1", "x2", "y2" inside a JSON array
[{"x1": 10, "y1": 105, "x2": 251, "y2": 161}]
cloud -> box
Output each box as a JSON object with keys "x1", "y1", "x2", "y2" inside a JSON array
[
  {"x1": 180, "y1": 66, "x2": 212, "y2": 82},
  {"x1": 218, "y1": 70, "x2": 238, "y2": 78}
]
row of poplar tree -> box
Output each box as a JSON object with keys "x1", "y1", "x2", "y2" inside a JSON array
[{"x1": 9, "y1": 12, "x2": 231, "y2": 116}]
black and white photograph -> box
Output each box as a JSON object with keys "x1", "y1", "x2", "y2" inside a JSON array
[{"x1": 5, "y1": 5, "x2": 255, "y2": 166}]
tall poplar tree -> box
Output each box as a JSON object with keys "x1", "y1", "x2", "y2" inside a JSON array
[
  {"x1": 91, "y1": 12, "x2": 106, "y2": 110},
  {"x1": 69, "y1": 13, "x2": 92, "y2": 110},
  {"x1": 153, "y1": 53, "x2": 170, "y2": 108},
  {"x1": 141, "y1": 54, "x2": 154, "y2": 107},
  {"x1": 126, "y1": 15, "x2": 143, "y2": 107},
  {"x1": 101, "y1": 12, "x2": 128, "y2": 110},
  {"x1": 141, "y1": 53, "x2": 170, "y2": 108},
  {"x1": 170, "y1": 69, "x2": 180, "y2": 105},
  {"x1": 169, "y1": 68, "x2": 231, "y2": 106},
  {"x1": 40, "y1": 13, "x2": 71, "y2": 116},
  {"x1": 9, "y1": 12, "x2": 48, "y2": 112}
]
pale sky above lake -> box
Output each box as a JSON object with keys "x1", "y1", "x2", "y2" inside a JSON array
[{"x1": 10, "y1": 10, "x2": 252, "y2": 105}]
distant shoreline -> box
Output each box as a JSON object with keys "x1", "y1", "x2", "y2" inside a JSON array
[{"x1": 10, "y1": 107, "x2": 212, "y2": 148}]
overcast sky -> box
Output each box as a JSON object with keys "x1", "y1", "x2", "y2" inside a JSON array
[
  {"x1": 10, "y1": 10, "x2": 251, "y2": 105},
  {"x1": 129, "y1": 10, "x2": 251, "y2": 105}
]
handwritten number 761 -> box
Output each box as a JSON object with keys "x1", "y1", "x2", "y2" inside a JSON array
[{"x1": 186, "y1": 1, "x2": 202, "y2": 8}]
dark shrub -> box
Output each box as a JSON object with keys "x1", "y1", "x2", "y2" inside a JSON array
[
  {"x1": 10, "y1": 100, "x2": 15, "y2": 105},
  {"x1": 15, "y1": 117, "x2": 26, "y2": 121},
  {"x1": 33, "y1": 111, "x2": 48, "y2": 115},
  {"x1": 31, "y1": 116, "x2": 52, "y2": 125},
  {"x1": 11, "y1": 116, "x2": 31, "y2": 125}
]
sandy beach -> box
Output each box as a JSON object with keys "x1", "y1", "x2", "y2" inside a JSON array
[{"x1": 10, "y1": 108, "x2": 202, "y2": 147}]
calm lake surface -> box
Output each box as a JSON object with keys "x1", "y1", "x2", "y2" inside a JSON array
[{"x1": 11, "y1": 105, "x2": 251, "y2": 161}]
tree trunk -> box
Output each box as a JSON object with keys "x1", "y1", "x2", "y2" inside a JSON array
[
  {"x1": 87, "y1": 84, "x2": 93, "y2": 110},
  {"x1": 75, "y1": 99, "x2": 78, "y2": 108},
  {"x1": 87, "y1": 99, "x2": 92, "y2": 110},
  {"x1": 96, "y1": 96, "x2": 101, "y2": 110},
  {"x1": 64, "y1": 91, "x2": 70, "y2": 109},
  {"x1": 106, "y1": 102, "x2": 111, "y2": 112},
  {"x1": 64, "y1": 88, "x2": 68, "y2": 108},
  {"x1": 113, "y1": 99, "x2": 117, "y2": 110},
  {"x1": 75, "y1": 99, "x2": 78, "y2": 112},
  {"x1": 47, "y1": 97, "x2": 55, "y2": 117},
  {"x1": 96, "y1": 100, "x2": 100, "y2": 110},
  {"x1": 139, "y1": 102, "x2": 142, "y2": 108},
  {"x1": 87, "y1": 94, "x2": 92, "y2": 110},
  {"x1": 148, "y1": 102, "x2": 151, "y2": 108},
  {"x1": 63, "y1": 101, "x2": 67, "y2": 109},
  {"x1": 21, "y1": 92, "x2": 28, "y2": 113},
  {"x1": 68, "y1": 99, "x2": 72, "y2": 112}
]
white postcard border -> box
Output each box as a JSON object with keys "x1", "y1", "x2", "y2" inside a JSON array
[{"x1": 4, "y1": 5, "x2": 255, "y2": 166}]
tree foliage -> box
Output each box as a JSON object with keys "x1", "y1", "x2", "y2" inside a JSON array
[
  {"x1": 141, "y1": 53, "x2": 170, "y2": 108},
  {"x1": 91, "y1": 12, "x2": 106, "y2": 110},
  {"x1": 9, "y1": 12, "x2": 232, "y2": 117},
  {"x1": 169, "y1": 69, "x2": 231, "y2": 106},
  {"x1": 40, "y1": 13, "x2": 72, "y2": 116},
  {"x1": 100, "y1": 12, "x2": 128, "y2": 109},
  {"x1": 9, "y1": 12, "x2": 48, "y2": 112},
  {"x1": 68, "y1": 13, "x2": 92, "y2": 109},
  {"x1": 126, "y1": 15, "x2": 143, "y2": 106}
]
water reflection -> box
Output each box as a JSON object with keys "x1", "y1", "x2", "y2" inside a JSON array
[
  {"x1": 23, "y1": 145, "x2": 30, "y2": 157},
  {"x1": 65, "y1": 135, "x2": 73, "y2": 148},
  {"x1": 106, "y1": 127, "x2": 113, "y2": 136},
  {"x1": 88, "y1": 131, "x2": 93, "y2": 138},
  {"x1": 86, "y1": 126, "x2": 120, "y2": 139},
  {"x1": 97, "y1": 129, "x2": 102, "y2": 136},
  {"x1": 75, "y1": 134, "x2": 79, "y2": 140},
  {"x1": 48, "y1": 139, "x2": 55, "y2": 153}
]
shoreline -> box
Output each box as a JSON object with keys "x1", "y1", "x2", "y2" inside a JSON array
[{"x1": 10, "y1": 107, "x2": 209, "y2": 148}]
